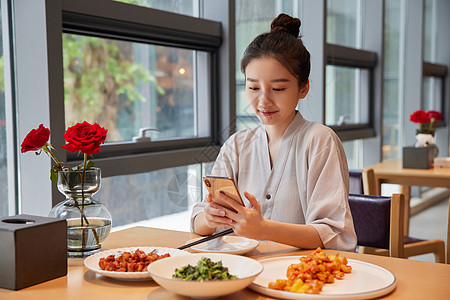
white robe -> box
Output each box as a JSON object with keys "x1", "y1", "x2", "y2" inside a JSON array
[{"x1": 191, "y1": 112, "x2": 357, "y2": 251}]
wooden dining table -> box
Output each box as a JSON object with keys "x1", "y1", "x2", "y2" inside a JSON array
[
  {"x1": 366, "y1": 158, "x2": 450, "y2": 202},
  {"x1": 1, "y1": 226, "x2": 449, "y2": 299},
  {"x1": 365, "y1": 158, "x2": 450, "y2": 263}
]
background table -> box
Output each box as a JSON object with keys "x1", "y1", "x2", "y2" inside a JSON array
[
  {"x1": 365, "y1": 158, "x2": 450, "y2": 241},
  {"x1": 1, "y1": 226, "x2": 449, "y2": 299}
]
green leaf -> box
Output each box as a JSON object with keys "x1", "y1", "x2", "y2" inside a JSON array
[
  {"x1": 85, "y1": 160, "x2": 95, "y2": 169},
  {"x1": 50, "y1": 169, "x2": 58, "y2": 183}
]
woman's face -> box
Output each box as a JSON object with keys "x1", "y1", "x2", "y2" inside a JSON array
[{"x1": 245, "y1": 57, "x2": 309, "y2": 128}]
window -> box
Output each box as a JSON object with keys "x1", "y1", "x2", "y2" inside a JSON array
[
  {"x1": 325, "y1": 65, "x2": 370, "y2": 126},
  {"x1": 325, "y1": 1, "x2": 377, "y2": 143},
  {"x1": 60, "y1": 1, "x2": 221, "y2": 165},
  {"x1": 422, "y1": 0, "x2": 447, "y2": 125},
  {"x1": 342, "y1": 140, "x2": 362, "y2": 169},
  {"x1": 423, "y1": 66, "x2": 446, "y2": 113},
  {"x1": 60, "y1": 1, "x2": 221, "y2": 228},
  {"x1": 98, "y1": 162, "x2": 213, "y2": 228},
  {"x1": 382, "y1": 0, "x2": 402, "y2": 160},
  {"x1": 63, "y1": 34, "x2": 210, "y2": 144},
  {"x1": 326, "y1": 0, "x2": 359, "y2": 48}
]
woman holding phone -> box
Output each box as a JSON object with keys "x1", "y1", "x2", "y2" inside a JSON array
[{"x1": 191, "y1": 13, "x2": 356, "y2": 251}]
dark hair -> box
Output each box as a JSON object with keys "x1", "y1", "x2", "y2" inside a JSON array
[{"x1": 240, "y1": 13, "x2": 310, "y2": 88}]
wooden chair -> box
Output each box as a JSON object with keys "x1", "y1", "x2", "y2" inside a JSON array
[
  {"x1": 354, "y1": 168, "x2": 446, "y2": 263},
  {"x1": 348, "y1": 193, "x2": 405, "y2": 258},
  {"x1": 349, "y1": 169, "x2": 377, "y2": 195}
]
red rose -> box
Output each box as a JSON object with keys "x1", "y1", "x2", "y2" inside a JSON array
[
  {"x1": 409, "y1": 110, "x2": 430, "y2": 124},
  {"x1": 61, "y1": 121, "x2": 108, "y2": 155},
  {"x1": 427, "y1": 110, "x2": 442, "y2": 121},
  {"x1": 21, "y1": 124, "x2": 51, "y2": 153}
]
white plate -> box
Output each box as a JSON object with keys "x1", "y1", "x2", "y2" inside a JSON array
[
  {"x1": 185, "y1": 235, "x2": 259, "y2": 255},
  {"x1": 84, "y1": 246, "x2": 190, "y2": 281},
  {"x1": 148, "y1": 253, "x2": 263, "y2": 299},
  {"x1": 250, "y1": 256, "x2": 396, "y2": 300}
]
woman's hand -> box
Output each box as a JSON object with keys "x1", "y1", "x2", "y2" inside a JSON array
[
  {"x1": 216, "y1": 191, "x2": 267, "y2": 240},
  {"x1": 202, "y1": 193, "x2": 234, "y2": 229}
]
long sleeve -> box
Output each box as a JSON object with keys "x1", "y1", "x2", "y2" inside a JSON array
[{"x1": 299, "y1": 124, "x2": 356, "y2": 251}]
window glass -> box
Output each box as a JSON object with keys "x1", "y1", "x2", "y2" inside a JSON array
[
  {"x1": 343, "y1": 140, "x2": 361, "y2": 169},
  {"x1": 423, "y1": 76, "x2": 443, "y2": 112},
  {"x1": 114, "y1": 0, "x2": 195, "y2": 17},
  {"x1": 235, "y1": 0, "x2": 294, "y2": 131},
  {"x1": 326, "y1": 0, "x2": 359, "y2": 48},
  {"x1": 101, "y1": 162, "x2": 213, "y2": 230},
  {"x1": 423, "y1": 0, "x2": 435, "y2": 62},
  {"x1": 325, "y1": 65, "x2": 369, "y2": 126},
  {"x1": 63, "y1": 34, "x2": 209, "y2": 142},
  {"x1": 382, "y1": 0, "x2": 402, "y2": 160},
  {"x1": 0, "y1": 2, "x2": 8, "y2": 217}
]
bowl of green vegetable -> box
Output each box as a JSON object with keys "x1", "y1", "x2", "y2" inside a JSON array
[{"x1": 147, "y1": 253, "x2": 263, "y2": 298}]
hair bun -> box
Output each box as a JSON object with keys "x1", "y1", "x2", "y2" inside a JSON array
[{"x1": 270, "y1": 13, "x2": 301, "y2": 38}]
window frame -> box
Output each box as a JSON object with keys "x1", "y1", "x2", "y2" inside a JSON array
[
  {"x1": 325, "y1": 43, "x2": 377, "y2": 142},
  {"x1": 422, "y1": 61, "x2": 447, "y2": 128},
  {"x1": 59, "y1": 0, "x2": 223, "y2": 167}
]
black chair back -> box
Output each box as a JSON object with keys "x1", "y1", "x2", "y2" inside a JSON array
[
  {"x1": 348, "y1": 193, "x2": 391, "y2": 249},
  {"x1": 349, "y1": 170, "x2": 364, "y2": 194}
]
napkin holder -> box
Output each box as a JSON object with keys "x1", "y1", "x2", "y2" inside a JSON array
[
  {"x1": 402, "y1": 146, "x2": 434, "y2": 169},
  {"x1": 0, "y1": 214, "x2": 67, "y2": 290}
]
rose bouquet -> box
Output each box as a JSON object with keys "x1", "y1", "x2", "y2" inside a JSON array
[
  {"x1": 21, "y1": 121, "x2": 108, "y2": 250},
  {"x1": 409, "y1": 110, "x2": 442, "y2": 135},
  {"x1": 409, "y1": 110, "x2": 442, "y2": 148},
  {"x1": 21, "y1": 121, "x2": 107, "y2": 181}
]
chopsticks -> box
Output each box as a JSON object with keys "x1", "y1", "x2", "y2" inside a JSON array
[{"x1": 177, "y1": 228, "x2": 234, "y2": 250}]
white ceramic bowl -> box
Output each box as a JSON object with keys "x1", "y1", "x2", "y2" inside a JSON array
[{"x1": 147, "y1": 253, "x2": 263, "y2": 299}]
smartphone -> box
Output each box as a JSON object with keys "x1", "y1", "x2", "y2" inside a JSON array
[{"x1": 202, "y1": 176, "x2": 244, "y2": 212}]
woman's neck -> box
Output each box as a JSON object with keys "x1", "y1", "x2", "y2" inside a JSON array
[
  {"x1": 265, "y1": 111, "x2": 297, "y2": 167},
  {"x1": 265, "y1": 111, "x2": 296, "y2": 143}
]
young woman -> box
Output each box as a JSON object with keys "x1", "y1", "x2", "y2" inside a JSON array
[{"x1": 191, "y1": 13, "x2": 356, "y2": 251}]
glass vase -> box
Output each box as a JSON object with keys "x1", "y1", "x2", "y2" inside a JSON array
[
  {"x1": 49, "y1": 167, "x2": 112, "y2": 256},
  {"x1": 414, "y1": 133, "x2": 439, "y2": 158}
]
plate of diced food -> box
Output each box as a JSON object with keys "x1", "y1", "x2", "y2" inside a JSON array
[
  {"x1": 84, "y1": 247, "x2": 190, "y2": 281},
  {"x1": 147, "y1": 253, "x2": 263, "y2": 298},
  {"x1": 249, "y1": 247, "x2": 396, "y2": 300}
]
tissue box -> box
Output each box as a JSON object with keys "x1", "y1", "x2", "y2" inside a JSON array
[
  {"x1": 434, "y1": 157, "x2": 450, "y2": 168},
  {"x1": 402, "y1": 146, "x2": 434, "y2": 169},
  {"x1": 0, "y1": 214, "x2": 67, "y2": 290}
]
